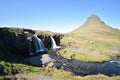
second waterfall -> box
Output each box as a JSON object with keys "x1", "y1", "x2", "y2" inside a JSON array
[{"x1": 50, "y1": 36, "x2": 61, "y2": 49}]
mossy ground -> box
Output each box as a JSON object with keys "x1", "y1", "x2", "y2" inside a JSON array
[
  {"x1": 0, "y1": 51, "x2": 119, "y2": 80},
  {"x1": 0, "y1": 61, "x2": 120, "y2": 80}
]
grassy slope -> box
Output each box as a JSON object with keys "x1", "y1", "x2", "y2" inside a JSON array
[{"x1": 60, "y1": 23, "x2": 120, "y2": 62}]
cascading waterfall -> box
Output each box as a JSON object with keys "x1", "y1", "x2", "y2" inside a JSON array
[
  {"x1": 27, "y1": 35, "x2": 48, "y2": 55},
  {"x1": 34, "y1": 35, "x2": 48, "y2": 53},
  {"x1": 50, "y1": 36, "x2": 61, "y2": 49}
]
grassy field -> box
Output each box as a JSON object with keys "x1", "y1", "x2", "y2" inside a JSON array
[
  {"x1": 0, "y1": 61, "x2": 120, "y2": 80},
  {"x1": 0, "y1": 60, "x2": 119, "y2": 80},
  {"x1": 57, "y1": 48, "x2": 111, "y2": 62}
]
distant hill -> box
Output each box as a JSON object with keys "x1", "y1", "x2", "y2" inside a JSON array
[{"x1": 60, "y1": 14, "x2": 120, "y2": 62}]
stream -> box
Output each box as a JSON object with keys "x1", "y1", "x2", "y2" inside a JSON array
[
  {"x1": 24, "y1": 49, "x2": 120, "y2": 76},
  {"x1": 49, "y1": 49, "x2": 120, "y2": 76}
]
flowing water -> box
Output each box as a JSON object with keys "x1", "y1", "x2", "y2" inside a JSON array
[
  {"x1": 49, "y1": 50, "x2": 120, "y2": 76},
  {"x1": 27, "y1": 35, "x2": 120, "y2": 76},
  {"x1": 28, "y1": 35, "x2": 48, "y2": 55},
  {"x1": 50, "y1": 36, "x2": 61, "y2": 49},
  {"x1": 34, "y1": 35, "x2": 48, "y2": 52}
]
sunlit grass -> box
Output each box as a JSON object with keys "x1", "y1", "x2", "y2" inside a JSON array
[{"x1": 58, "y1": 48, "x2": 111, "y2": 62}]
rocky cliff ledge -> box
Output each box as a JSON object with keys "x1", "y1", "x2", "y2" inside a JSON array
[
  {"x1": 0, "y1": 27, "x2": 28, "y2": 55},
  {"x1": 0, "y1": 27, "x2": 63, "y2": 56}
]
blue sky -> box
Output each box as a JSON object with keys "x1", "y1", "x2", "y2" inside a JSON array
[{"x1": 0, "y1": 0, "x2": 120, "y2": 33}]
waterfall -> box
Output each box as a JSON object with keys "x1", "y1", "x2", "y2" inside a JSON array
[
  {"x1": 34, "y1": 35, "x2": 48, "y2": 53},
  {"x1": 50, "y1": 36, "x2": 61, "y2": 49}
]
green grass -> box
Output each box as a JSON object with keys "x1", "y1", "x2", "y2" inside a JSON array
[
  {"x1": 0, "y1": 61, "x2": 74, "y2": 80},
  {"x1": 74, "y1": 74, "x2": 120, "y2": 80},
  {"x1": 0, "y1": 61, "x2": 120, "y2": 80},
  {"x1": 58, "y1": 48, "x2": 111, "y2": 62},
  {"x1": 61, "y1": 35, "x2": 119, "y2": 56}
]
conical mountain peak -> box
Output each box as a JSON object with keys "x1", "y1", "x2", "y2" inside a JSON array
[
  {"x1": 84, "y1": 14, "x2": 105, "y2": 25},
  {"x1": 71, "y1": 14, "x2": 115, "y2": 34}
]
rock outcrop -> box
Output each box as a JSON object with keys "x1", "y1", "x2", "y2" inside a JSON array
[
  {"x1": 0, "y1": 27, "x2": 63, "y2": 56},
  {"x1": 0, "y1": 28, "x2": 29, "y2": 55}
]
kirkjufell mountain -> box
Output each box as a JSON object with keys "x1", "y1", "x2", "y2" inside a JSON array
[
  {"x1": 71, "y1": 14, "x2": 120, "y2": 37},
  {"x1": 61, "y1": 14, "x2": 120, "y2": 58}
]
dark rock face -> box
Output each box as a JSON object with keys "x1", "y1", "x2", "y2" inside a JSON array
[
  {"x1": 0, "y1": 27, "x2": 63, "y2": 56},
  {"x1": 23, "y1": 29, "x2": 35, "y2": 34},
  {"x1": 53, "y1": 34, "x2": 62, "y2": 46},
  {"x1": 37, "y1": 35, "x2": 51, "y2": 49},
  {"x1": 0, "y1": 28, "x2": 29, "y2": 55}
]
